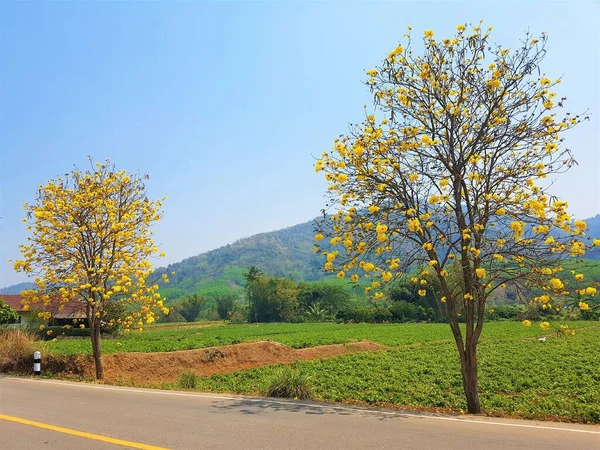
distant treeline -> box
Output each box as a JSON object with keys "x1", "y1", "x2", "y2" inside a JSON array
[{"x1": 161, "y1": 265, "x2": 599, "y2": 324}]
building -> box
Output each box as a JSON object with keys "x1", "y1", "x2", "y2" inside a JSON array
[{"x1": 0, "y1": 294, "x2": 87, "y2": 326}]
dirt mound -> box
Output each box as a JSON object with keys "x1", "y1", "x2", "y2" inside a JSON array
[{"x1": 52, "y1": 340, "x2": 386, "y2": 384}]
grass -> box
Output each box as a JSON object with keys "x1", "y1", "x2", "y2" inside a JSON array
[
  {"x1": 46, "y1": 320, "x2": 597, "y2": 355},
  {"x1": 263, "y1": 366, "x2": 312, "y2": 400},
  {"x1": 0, "y1": 328, "x2": 46, "y2": 372},
  {"x1": 184, "y1": 326, "x2": 600, "y2": 423},
  {"x1": 177, "y1": 371, "x2": 199, "y2": 389}
]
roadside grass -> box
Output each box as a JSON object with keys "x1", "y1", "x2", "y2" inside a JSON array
[
  {"x1": 185, "y1": 326, "x2": 600, "y2": 423},
  {"x1": 0, "y1": 328, "x2": 46, "y2": 372},
  {"x1": 46, "y1": 321, "x2": 597, "y2": 355}
]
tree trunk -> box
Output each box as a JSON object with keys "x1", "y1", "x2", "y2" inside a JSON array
[
  {"x1": 89, "y1": 317, "x2": 104, "y2": 380},
  {"x1": 459, "y1": 336, "x2": 480, "y2": 414}
]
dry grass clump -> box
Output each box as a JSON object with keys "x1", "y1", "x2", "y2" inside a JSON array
[{"x1": 0, "y1": 328, "x2": 46, "y2": 372}]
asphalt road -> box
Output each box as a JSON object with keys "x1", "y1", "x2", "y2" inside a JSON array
[{"x1": 0, "y1": 377, "x2": 598, "y2": 449}]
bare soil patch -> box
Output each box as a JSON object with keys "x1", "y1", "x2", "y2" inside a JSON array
[{"x1": 43, "y1": 340, "x2": 386, "y2": 384}]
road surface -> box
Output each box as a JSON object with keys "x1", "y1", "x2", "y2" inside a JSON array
[{"x1": 0, "y1": 377, "x2": 598, "y2": 449}]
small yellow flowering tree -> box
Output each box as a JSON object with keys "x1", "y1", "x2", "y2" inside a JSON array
[
  {"x1": 14, "y1": 160, "x2": 169, "y2": 379},
  {"x1": 314, "y1": 23, "x2": 594, "y2": 413}
]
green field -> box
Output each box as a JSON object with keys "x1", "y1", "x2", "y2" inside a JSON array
[
  {"x1": 47, "y1": 321, "x2": 595, "y2": 355},
  {"x1": 44, "y1": 321, "x2": 600, "y2": 423},
  {"x1": 187, "y1": 326, "x2": 600, "y2": 423}
]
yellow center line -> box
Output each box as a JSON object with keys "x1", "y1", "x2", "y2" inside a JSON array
[{"x1": 0, "y1": 414, "x2": 170, "y2": 450}]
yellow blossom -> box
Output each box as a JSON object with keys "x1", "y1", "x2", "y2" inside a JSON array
[
  {"x1": 363, "y1": 262, "x2": 375, "y2": 272},
  {"x1": 548, "y1": 278, "x2": 564, "y2": 291},
  {"x1": 585, "y1": 287, "x2": 597, "y2": 296},
  {"x1": 336, "y1": 173, "x2": 349, "y2": 183}
]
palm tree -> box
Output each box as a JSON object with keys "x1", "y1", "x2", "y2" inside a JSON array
[{"x1": 243, "y1": 266, "x2": 263, "y2": 322}]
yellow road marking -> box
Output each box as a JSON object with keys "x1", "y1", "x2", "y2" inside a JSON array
[{"x1": 0, "y1": 414, "x2": 170, "y2": 449}]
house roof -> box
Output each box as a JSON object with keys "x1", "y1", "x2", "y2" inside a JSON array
[{"x1": 0, "y1": 294, "x2": 86, "y2": 318}]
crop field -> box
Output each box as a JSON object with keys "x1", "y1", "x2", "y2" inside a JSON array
[
  {"x1": 47, "y1": 321, "x2": 596, "y2": 355},
  {"x1": 43, "y1": 321, "x2": 600, "y2": 422},
  {"x1": 183, "y1": 326, "x2": 600, "y2": 423}
]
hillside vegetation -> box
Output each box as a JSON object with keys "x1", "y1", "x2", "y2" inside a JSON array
[
  {"x1": 154, "y1": 214, "x2": 600, "y2": 300},
  {"x1": 154, "y1": 220, "x2": 326, "y2": 299},
  {"x1": 4, "y1": 215, "x2": 600, "y2": 300}
]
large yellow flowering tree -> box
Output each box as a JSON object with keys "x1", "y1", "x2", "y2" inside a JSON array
[
  {"x1": 14, "y1": 160, "x2": 169, "y2": 379},
  {"x1": 314, "y1": 23, "x2": 595, "y2": 413}
]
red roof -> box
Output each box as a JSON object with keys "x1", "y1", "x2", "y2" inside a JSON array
[{"x1": 0, "y1": 294, "x2": 85, "y2": 318}]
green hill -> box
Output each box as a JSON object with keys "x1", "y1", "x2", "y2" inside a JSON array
[
  {"x1": 154, "y1": 214, "x2": 600, "y2": 300},
  {"x1": 154, "y1": 220, "x2": 327, "y2": 299},
  {"x1": 3, "y1": 214, "x2": 599, "y2": 300}
]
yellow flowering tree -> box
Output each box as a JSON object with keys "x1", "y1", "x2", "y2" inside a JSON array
[
  {"x1": 13, "y1": 160, "x2": 169, "y2": 379},
  {"x1": 314, "y1": 23, "x2": 594, "y2": 413}
]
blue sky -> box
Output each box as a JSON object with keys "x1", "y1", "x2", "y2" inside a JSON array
[{"x1": 1, "y1": 1, "x2": 598, "y2": 288}]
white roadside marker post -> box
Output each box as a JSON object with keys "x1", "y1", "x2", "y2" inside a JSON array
[{"x1": 33, "y1": 351, "x2": 41, "y2": 376}]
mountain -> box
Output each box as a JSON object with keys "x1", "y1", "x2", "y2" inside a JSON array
[
  {"x1": 0, "y1": 282, "x2": 35, "y2": 295},
  {"x1": 153, "y1": 219, "x2": 327, "y2": 299},
  {"x1": 3, "y1": 215, "x2": 599, "y2": 299},
  {"x1": 585, "y1": 215, "x2": 600, "y2": 260},
  {"x1": 153, "y1": 213, "x2": 600, "y2": 298}
]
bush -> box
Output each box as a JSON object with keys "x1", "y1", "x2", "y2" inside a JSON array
[
  {"x1": 389, "y1": 301, "x2": 419, "y2": 321},
  {"x1": 177, "y1": 371, "x2": 199, "y2": 389},
  {"x1": 0, "y1": 299, "x2": 19, "y2": 325},
  {"x1": 263, "y1": 366, "x2": 312, "y2": 400},
  {"x1": 227, "y1": 311, "x2": 246, "y2": 324},
  {"x1": 336, "y1": 306, "x2": 392, "y2": 323},
  {"x1": 0, "y1": 328, "x2": 45, "y2": 372},
  {"x1": 38, "y1": 326, "x2": 91, "y2": 340}
]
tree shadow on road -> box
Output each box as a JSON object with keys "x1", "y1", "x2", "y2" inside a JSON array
[{"x1": 209, "y1": 397, "x2": 458, "y2": 422}]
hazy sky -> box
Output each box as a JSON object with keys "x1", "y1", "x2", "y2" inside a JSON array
[{"x1": 1, "y1": 1, "x2": 598, "y2": 288}]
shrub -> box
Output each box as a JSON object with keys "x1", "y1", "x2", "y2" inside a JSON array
[
  {"x1": 227, "y1": 311, "x2": 246, "y2": 324},
  {"x1": 263, "y1": 366, "x2": 312, "y2": 399},
  {"x1": 0, "y1": 299, "x2": 19, "y2": 325},
  {"x1": 38, "y1": 326, "x2": 91, "y2": 340},
  {"x1": 177, "y1": 371, "x2": 199, "y2": 389},
  {"x1": 0, "y1": 328, "x2": 45, "y2": 372},
  {"x1": 336, "y1": 306, "x2": 392, "y2": 323},
  {"x1": 305, "y1": 302, "x2": 330, "y2": 322},
  {"x1": 389, "y1": 301, "x2": 419, "y2": 322}
]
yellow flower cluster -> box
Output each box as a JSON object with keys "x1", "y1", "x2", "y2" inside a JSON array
[
  {"x1": 15, "y1": 161, "x2": 169, "y2": 331},
  {"x1": 310, "y1": 25, "x2": 592, "y2": 311}
]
